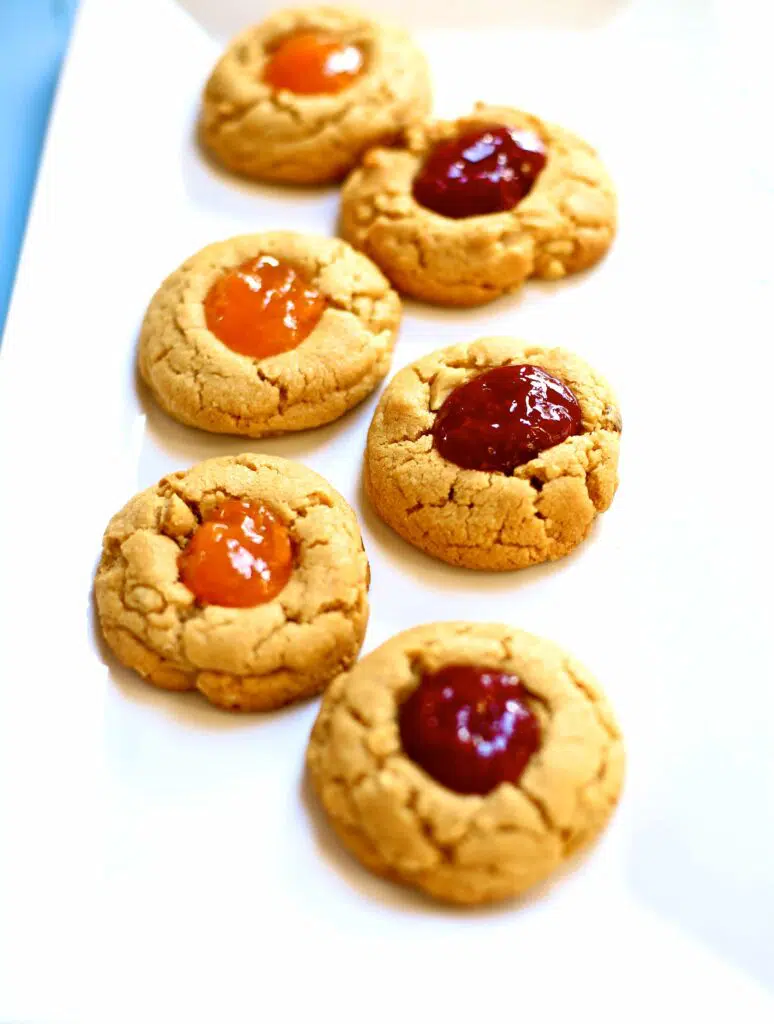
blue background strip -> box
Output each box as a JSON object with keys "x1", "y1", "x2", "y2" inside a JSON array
[{"x1": 0, "y1": 0, "x2": 79, "y2": 338}]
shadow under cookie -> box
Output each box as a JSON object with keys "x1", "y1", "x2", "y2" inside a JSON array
[{"x1": 135, "y1": 361, "x2": 376, "y2": 469}]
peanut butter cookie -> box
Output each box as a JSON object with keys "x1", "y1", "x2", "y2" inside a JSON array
[
  {"x1": 307, "y1": 622, "x2": 625, "y2": 905},
  {"x1": 200, "y1": 5, "x2": 432, "y2": 185},
  {"x1": 139, "y1": 232, "x2": 401, "y2": 438},
  {"x1": 340, "y1": 103, "x2": 616, "y2": 305},
  {"x1": 94, "y1": 454, "x2": 370, "y2": 711},
  {"x1": 365, "y1": 338, "x2": 621, "y2": 570}
]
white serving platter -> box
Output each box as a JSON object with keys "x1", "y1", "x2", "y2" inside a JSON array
[{"x1": 1, "y1": 1, "x2": 772, "y2": 1021}]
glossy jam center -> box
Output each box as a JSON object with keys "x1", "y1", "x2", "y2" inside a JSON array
[
  {"x1": 204, "y1": 255, "x2": 326, "y2": 359},
  {"x1": 178, "y1": 498, "x2": 292, "y2": 608},
  {"x1": 399, "y1": 665, "x2": 541, "y2": 795},
  {"x1": 433, "y1": 364, "x2": 583, "y2": 474},
  {"x1": 264, "y1": 31, "x2": 364, "y2": 94},
  {"x1": 413, "y1": 124, "x2": 547, "y2": 219}
]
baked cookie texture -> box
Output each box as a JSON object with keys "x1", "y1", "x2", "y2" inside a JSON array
[
  {"x1": 340, "y1": 102, "x2": 616, "y2": 306},
  {"x1": 200, "y1": 5, "x2": 432, "y2": 184},
  {"x1": 139, "y1": 232, "x2": 401, "y2": 437},
  {"x1": 365, "y1": 338, "x2": 621, "y2": 570},
  {"x1": 307, "y1": 622, "x2": 624, "y2": 905},
  {"x1": 94, "y1": 454, "x2": 370, "y2": 711}
]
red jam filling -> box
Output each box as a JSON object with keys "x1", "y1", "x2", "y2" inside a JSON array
[
  {"x1": 178, "y1": 498, "x2": 292, "y2": 608},
  {"x1": 432, "y1": 364, "x2": 583, "y2": 473},
  {"x1": 204, "y1": 255, "x2": 326, "y2": 359},
  {"x1": 264, "y1": 31, "x2": 364, "y2": 95},
  {"x1": 398, "y1": 665, "x2": 541, "y2": 795},
  {"x1": 412, "y1": 123, "x2": 546, "y2": 219}
]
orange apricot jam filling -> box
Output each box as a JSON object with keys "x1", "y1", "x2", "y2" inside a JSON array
[
  {"x1": 263, "y1": 31, "x2": 364, "y2": 95},
  {"x1": 204, "y1": 255, "x2": 326, "y2": 359},
  {"x1": 178, "y1": 498, "x2": 292, "y2": 608}
]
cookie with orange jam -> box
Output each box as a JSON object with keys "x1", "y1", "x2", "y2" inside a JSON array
[
  {"x1": 94, "y1": 454, "x2": 369, "y2": 711},
  {"x1": 340, "y1": 102, "x2": 616, "y2": 305},
  {"x1": 138, "y1": 231, "x2": 401, "y2": 437},
  {"x1": 199, "y1": 5, "x2": 432, "y2": 184},
  {"x1": 307, "y1": 622, "x2": 625, "y2": 904}
]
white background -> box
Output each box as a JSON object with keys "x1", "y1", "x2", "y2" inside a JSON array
[{"x1": 1, "y1": 0, "x2": 772, "y2": 1021}]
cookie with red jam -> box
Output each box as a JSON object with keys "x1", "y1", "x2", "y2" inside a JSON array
[
  {"x1": 307, "y1": 622, "x2": 625, "y2": 905},
  {"x1": 365, "y1": 337, "x2": 622, "y2": 570},
  {"x1": 340, "y1": 102, "x2": 616, "y2": 305}
]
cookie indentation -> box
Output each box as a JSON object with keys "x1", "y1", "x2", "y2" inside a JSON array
[
  {"x1": 204, "y1": 255, "x2": 326, "y2": 359},
  {"x1": 178, "y1": 498, "x2": 292, "y2": 608},
  {"x1": 432, "y1": 363, "x2": 583, "y2": 473},
  {"x1": 264, "y1": 31, "x2": 364, "y2": 95},
  {"x1": 413, "y1": 125, "x2": 546, "y2": 219},
  {"x1": 398, "y1": 665, "x2": 541, "y2": 795}
]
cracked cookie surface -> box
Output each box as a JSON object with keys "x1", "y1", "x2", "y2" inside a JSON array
[
  {"x1": 200, "y1": 5, "x2": 432, "y2": 184},
  {"x1": 94, "y1": 453, "x2": 369, "y2": 711},
  {"x1": 139, "y1": 232, "x2": 401, "y2": 437},
  {"x1": 307, "y1": 621, "x2": 625, "y2": 905},
  {"x1": 365, "y1": 337, "x2": 621, "y2": 570},
  {"x1": 340, "y1": 103, "x2": 616, "y2": 305}
]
